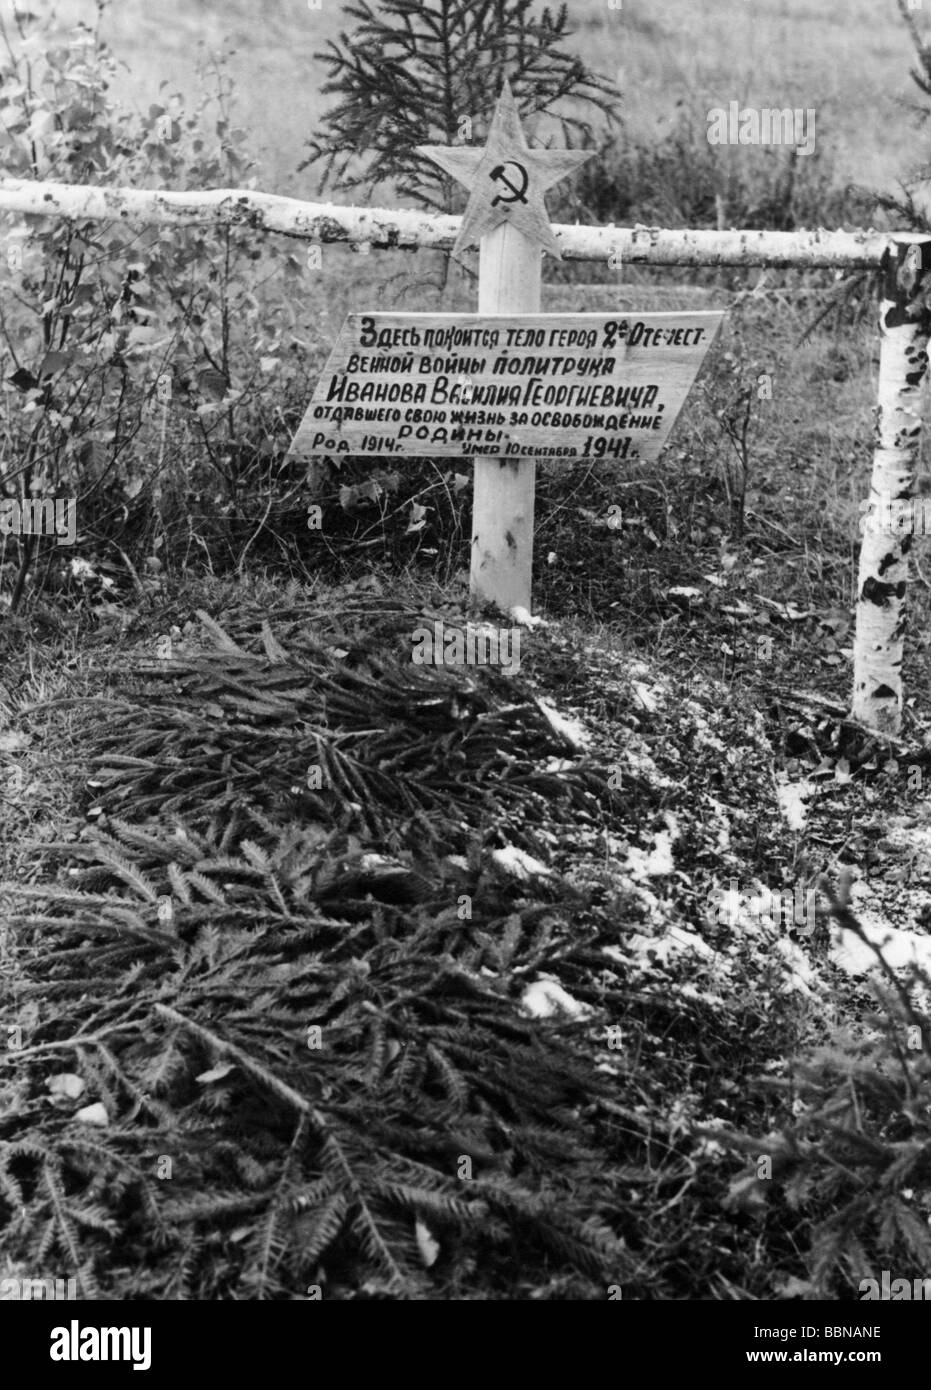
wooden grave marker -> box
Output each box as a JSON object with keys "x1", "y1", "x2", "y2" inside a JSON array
[{"x1": 289, "y1": 81, "x2": 724, "y2": 614}]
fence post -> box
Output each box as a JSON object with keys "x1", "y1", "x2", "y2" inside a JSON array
[
  {"x1": 852, "y1": 235, "x2": 931, "y2": 735},
  {"x1": 471, "y1": 222, "x2": 541, "y2": 612}
]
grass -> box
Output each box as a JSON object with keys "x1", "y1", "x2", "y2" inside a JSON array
[
  {"x1": 49, "y1": 0, "x2": 927, "y2": 199},
  {"x1": 0, "y1": 571, "x2": 829, "y2": 1299},
  {"x1": 5, "y1": 0, "x2": 931, "y2": 1304},
  {"x1": 4, "y1": 266, "x2": 931, "y2": 1297}
]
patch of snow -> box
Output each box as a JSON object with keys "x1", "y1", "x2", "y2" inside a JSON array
[
  {"x1": 534, "y1": 697, "x2": 591, "y2": 751},
  {"x1": 618, "y1": 738, "x2": 673, "y2": 787},
  {"x1": 678, "y1": 983, "x2": 726, "y2": 1006},
  {"x1": 491, "y1": 846, "x2": 552, "y2": 880},
  {"x1": 632, "y1": 681, "x2": 659, "y2": 713},
  {"x1": 830, "y1": 912, "x2": 931, "y2": 978},
  {"x1": 359, "y1": 853, "x2": 401, "y2": 871},
  {"x1": 886, "y1": 815, "x2": 931, "y2": 869},
  {"x1": 627, "y1": 925, "x2": 713, "y2": 968},
  {"x1": 705, "y1": 799, "x2": 732, "y2": 851},
  {"x1": 520, "y1": 976, "x2": 593, "y2": 1020},
  {"x1": 772, "y1": 937, "x2": 818, "y2": 997},
  {"x1": 626, "y1": 830, "x2": 675, "y2": 879},
  {"x1": 776, "y1": 776, "x2": 816, "y2": 831},
  {"x1": 508, "y1": 606, "x2": 547, "y2": 629},
  {"x1": 668, "y1": 925, "x2": 714, "y2": 958}
]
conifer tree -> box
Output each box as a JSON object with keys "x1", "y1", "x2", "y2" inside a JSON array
[{"x1": 302, "y1": 0, "x2": 619, "y2": 214}]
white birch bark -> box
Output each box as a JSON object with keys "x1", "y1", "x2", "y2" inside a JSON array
[
  {"x1": 852, "y1": 236, "x2": 931, "y2": 733},
  {"x1": 7, "y1": 174, "x2": 928, "y2": 718},
  {"x1": 0, "y1": 177, "x2": 889, "y2": 267}
]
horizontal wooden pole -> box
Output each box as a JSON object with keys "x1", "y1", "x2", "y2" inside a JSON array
[{"x1": 0, "y1": 177, "x2": 891, "y2": 267}]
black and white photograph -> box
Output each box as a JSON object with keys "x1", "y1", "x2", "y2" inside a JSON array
[{"x1": 0, "y1": 0, "x2": 929, "y2": 1361}]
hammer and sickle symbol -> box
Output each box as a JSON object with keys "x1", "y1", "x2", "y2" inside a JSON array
[{"x1": 489, "y1": 160, "x2": 529, "y2": 207}]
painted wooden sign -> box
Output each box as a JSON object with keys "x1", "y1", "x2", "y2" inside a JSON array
[
  {"x1": 289, "y1": 310, "x2": 724, "y2": 464},
  {"x1": 287, "y1": 79, "x2": 719, "y2": 616}
]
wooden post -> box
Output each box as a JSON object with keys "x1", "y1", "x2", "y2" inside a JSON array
[
  {"x1": 471, "y1": 223, "x2": 541, "y2": 612},
  {"x1": 852, "y1": 235, "x2": 931, "y2": 734},
  {"x1": 416, "y1": 81, "x2": 589, "y2": 615}
]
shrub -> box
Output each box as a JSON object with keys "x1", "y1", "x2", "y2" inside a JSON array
[
  {"x1": 573, "y1": 107, "x2": 877, "y2": 235},
  {"x1": 0, "y1": 4, "x2": 315, "y2": 609}
]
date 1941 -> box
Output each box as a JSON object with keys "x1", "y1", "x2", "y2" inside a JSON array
[{"x1": 581, "y1": 435, "x2": 633, "y2": 459}]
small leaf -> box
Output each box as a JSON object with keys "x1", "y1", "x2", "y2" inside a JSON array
[
  {"x1": 198, "y1": 367, "x2": 229, "y2": 401},
  {"x1": 126, "y1": 326, "x2": 160, "y2": 348},
  {"x1": 38, "y1": 349, "x2": 74, "y2": 377},
  {"x1": 7, "y1": 367, "x2": 38, "y2": 392}
]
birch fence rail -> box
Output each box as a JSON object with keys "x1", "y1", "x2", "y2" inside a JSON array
[{"x1": 0, "y1": 174, "x2": 927, "y2": 737}]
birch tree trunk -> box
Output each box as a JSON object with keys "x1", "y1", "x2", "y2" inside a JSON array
[{"x1": 852, "y1": 236, "x2": 931, "y2": 734}]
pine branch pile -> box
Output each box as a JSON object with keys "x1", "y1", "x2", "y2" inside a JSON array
[
  {"x1": 69, "y1": 603, "x2": 620, "y2": 863},
  {"x1": 1, "y1": 590, "x2": 811, "y2": 1299}
]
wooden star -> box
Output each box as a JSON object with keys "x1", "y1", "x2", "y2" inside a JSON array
[{"x1": 417, "y1": 80, "x2": 592, "y2": 260}]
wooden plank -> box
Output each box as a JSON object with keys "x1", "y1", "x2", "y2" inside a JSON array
[
  {"x1": 469, "y1": 222, "x2": 542, "y2": 613},
  {"x1": 289, "y1": 310, "x2": 724, "y2": 466}
]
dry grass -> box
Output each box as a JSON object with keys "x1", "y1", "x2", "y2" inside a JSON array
[{"x1": 47, "y1": 0, "x2": 924, "y2": 198}]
